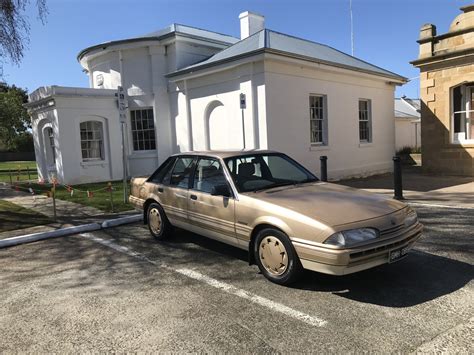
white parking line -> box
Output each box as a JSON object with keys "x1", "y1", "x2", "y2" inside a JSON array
[{"x1": 80, "y1": 232, "x2": 327, "y2": 328}]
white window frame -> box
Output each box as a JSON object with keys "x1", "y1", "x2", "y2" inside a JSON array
[
  {"x1": 80, "y1": 121, "x2": 104, "y2": 161},
  {"x1": 309, "y1": 94, "x2": 328, "y2": 145},
  {"x1": 451, "y1": 84, "x2": 474, "y2": 144},
  {"x1": 130, "y1": 108, "x2": 157, "y2": 152},
  {"x1": 358, "y1": 99, "x2": 372, "y2": 143}
]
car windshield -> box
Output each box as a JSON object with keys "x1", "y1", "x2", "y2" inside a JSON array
[{"x1": 224, "y1": 153, "x2": 318, "y2": 193}]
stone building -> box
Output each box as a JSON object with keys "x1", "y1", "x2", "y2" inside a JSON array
[{"x1": 411, "y1": 5, "x2": 474, "y2": 176}]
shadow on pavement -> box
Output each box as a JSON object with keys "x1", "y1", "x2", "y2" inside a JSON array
[
  {"x1": 162, "y1": 227, "x2": 473, "y2": 308},
  {"x1": 292, "y1": 250, "x2": 473, "y2": 308},
  {"x1": 338, "y1": 166, "x2": 473, "y2": 192}
]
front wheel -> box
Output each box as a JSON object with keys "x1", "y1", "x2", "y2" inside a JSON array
[
  {"x1": 147, "y1": 202, "x2": 172, "y2": 240},
  {"x1": 254, "y1": 228, "x2": 302, "y2": 285}
]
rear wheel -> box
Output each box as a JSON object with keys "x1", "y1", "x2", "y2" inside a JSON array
[
  {"x1": 254, "y1": 228, "x2": 302, "y2": 285},
  {"x1": 147, "y1": 202, "x2": 172, "y2": 240}
]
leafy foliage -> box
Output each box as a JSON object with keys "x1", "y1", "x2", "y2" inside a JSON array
[
  {"x1": 0, "y1": 82, "x2": 32, "y2": 151},
  {"x1": 0, "y1": 0, "x2": 48, "y2": 74}
]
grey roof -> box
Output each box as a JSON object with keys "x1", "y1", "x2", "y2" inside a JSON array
[
  {"x1": 168, "y1": 29, "x2": 407, "y2": 81},
  {"x1": 78, "y1": 24, "x2": 238, "y2": 61},
  {"x1": 395, "y1": 97, "x2": 421, "y2": 118}
]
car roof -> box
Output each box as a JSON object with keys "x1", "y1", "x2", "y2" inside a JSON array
[{"x1": 171, "y1": 149, "x2": 279, "y2": 159}]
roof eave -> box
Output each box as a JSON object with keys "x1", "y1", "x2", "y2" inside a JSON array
[{"x1": 77, "y1": 31, "x2": 236, "y2": 63}]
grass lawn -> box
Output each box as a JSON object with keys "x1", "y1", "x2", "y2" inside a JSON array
[
  {"x1": 17, "y1": 180, "x2": 133, "y2": 213},
  {"x1": 0, "y1": 200, "x2": 52, "y2": 233},
  {"x1": 0, "y1": 161, "x2": 38, "y2": 183}
]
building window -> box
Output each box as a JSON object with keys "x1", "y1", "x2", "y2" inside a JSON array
[
  {"x1": 130, "y1": 108, "x2": 156, "y2": 151},
  {"x1": 359, "y1": 99, "x2": 372, "y2": 142},
  {"x1": 309, "y1": 95, "x2": 327, "y2": 145},
  {"x1": 46, "y1": 127, "x2": 56, "y2": 162},
  {"x1": 80, "y1": 121, "x2": 104, "y2": 161},
  {"x1": 452, "y1": 84, "x2": 474, "y2": 143}
]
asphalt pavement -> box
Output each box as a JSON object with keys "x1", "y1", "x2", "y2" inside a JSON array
[{"x1": 0, "y1": 205, "x2": 472, "y2": 352}]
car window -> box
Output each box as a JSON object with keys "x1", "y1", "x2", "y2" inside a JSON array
[
  {"x1": 224, "y1": 153, "x2": 317, "y2": 192},
  {"x1": 227, "y1": 157, "x2": 262, "y2": 177},
  {"x1": 265, "y1": 155, "x2": 308, "y2": 181},
  {"x1": 193, "y1": 158, "x2": 227, "y2": 193},
  {"x1": 169, "y1": 157, "x2": 195, "y2": 188},
  {"x1": 148, "y1": 157, "x2": 175, "y2": 184}
]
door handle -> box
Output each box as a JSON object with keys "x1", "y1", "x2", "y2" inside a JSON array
[
  {"x1": 190, "y1": 194, "x2": 197, "y2": 200},
  {"x1": 158, "y1": 187, "x2": 164, "y2": 193}
]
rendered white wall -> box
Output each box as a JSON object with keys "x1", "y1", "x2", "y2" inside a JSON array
[
  {"x1": 173, "y1": 61, "x2": 265, "y2": 153},
  {"x1": 264, "y1": 59, "x2": 396, "y2": 180},
  {"x1": 395, "y1": 119, "x2": 421, "y2": 150}
]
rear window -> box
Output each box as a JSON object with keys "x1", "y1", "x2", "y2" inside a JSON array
[{"x1": 148, "y1": 157, "x2": 175, "y2": 184}]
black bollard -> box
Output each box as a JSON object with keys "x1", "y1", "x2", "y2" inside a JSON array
[
  {"x1": 393, "y1": 156, "x2": 403, "y2": 200},
  {"x1": 320, "y1": 156, "x2": 328, "y2": 182}
]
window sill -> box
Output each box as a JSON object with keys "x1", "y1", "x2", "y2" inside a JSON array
[
  {"x1": 309, "y1": 144, "x2": 329, "y2": 152},
  {"x1": 359, "y1": 142, "x2": 373, "y2": 148},
  {"x1": 81, "y1": 160, "x2": 108, "y2": 168},
  {"x1": 129, "y1": 151, "x2": 158, "y2": 159}
]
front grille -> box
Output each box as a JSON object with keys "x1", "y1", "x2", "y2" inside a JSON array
[
  {"x1": 380, "y1": 223, "x2": 405, "y2": 236},
  {"x1": 349, "y1": 230, "x2": 420, "y2": 260}
]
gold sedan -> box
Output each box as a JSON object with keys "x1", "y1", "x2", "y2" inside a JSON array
[{"x1": 130, "y1": 150, "x2": 423, "y2": 285}]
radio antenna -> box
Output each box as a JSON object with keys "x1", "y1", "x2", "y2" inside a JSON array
[{"x1": 350, "y1": 0, "x2": 354, "y2": 56}]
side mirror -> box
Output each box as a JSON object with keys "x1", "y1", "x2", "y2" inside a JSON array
[{"x1": 211, "y1": 184, "x2": 231, "y2": 197}]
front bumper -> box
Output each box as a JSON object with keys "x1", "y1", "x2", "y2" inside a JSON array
[{"x1": 292, "y1": 223, "x2": 424, "y2": 276}]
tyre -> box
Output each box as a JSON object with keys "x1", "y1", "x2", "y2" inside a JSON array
[
  {"x1": 254, "y1": 228, "x2": 303, "y2": 285},
  {"x1": 147, "y1": 202, "x2": 172, "y2": 240}
]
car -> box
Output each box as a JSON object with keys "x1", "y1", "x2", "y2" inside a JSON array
[{"x1": 129, "y1": 150, "x2": 423, "y2": 285}]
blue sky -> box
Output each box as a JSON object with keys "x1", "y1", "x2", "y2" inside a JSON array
[{"x1": 3, "y1": 0, "x2": 472, "y2": 98}]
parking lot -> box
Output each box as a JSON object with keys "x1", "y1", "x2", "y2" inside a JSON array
[{"x1": 1, "y1": 204, "x2": 473, "y2": 352}]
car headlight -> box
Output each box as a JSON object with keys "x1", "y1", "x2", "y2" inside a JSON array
[
  {"x1": 404, "y1": 209, "x2": 418, "y2": 228},
  {"x1": 324, "y1": 228, "x2": 379, "y2": 247}
]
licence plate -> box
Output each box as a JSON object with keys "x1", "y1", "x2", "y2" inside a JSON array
[{"x1": 389, "y1": 245, "x2": 410, "y2": 263}]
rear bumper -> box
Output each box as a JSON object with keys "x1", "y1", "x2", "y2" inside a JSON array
[
  {"x1": 293, "y1": 223, "x2": 423, "y2": 276},
  {"x1": 129, "y1": 195, "x2": 145, "y2": 210}
]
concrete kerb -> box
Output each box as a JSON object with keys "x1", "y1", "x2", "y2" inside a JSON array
[{"x1": 0, "y1": 214, "x2": 143, "y2": 249}]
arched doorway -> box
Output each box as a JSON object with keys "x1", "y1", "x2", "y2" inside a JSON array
[{"x1": 205, "y1": 100, "x2": 243, "y2": 150}]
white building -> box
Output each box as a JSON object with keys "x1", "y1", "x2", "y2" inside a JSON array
[
  {"x1": 394, "y1": 97, "x2": 421, "y2": 151},
  {"x1": 27, "y1": 12, "x2": 406, "y2": 184}
]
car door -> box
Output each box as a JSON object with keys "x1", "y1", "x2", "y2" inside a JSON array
[
  {"x1": 187, "y1": 157, "x2": 238, "y2": 248},
  {"x1": 156, "y1": 156, "x2": 196, "y2": 229}
]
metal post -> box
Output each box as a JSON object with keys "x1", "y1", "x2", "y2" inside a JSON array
[
  {"x1": 108, "y1": 182, "x2": 114, "y2": 213},
  {"x1": 121, "y1": 122, "x2": 128, "y2": 203},
  {"x1": 27, "y1": 166, "x2": 31, "y2": 180},
  {"x1": 320, "y1": 156, "x2": 328, "y2": 182},
  {"x1": 9, "y1": 169, "x2": 12, "y2": 185},
  {"x1": 52, "y1": 185, "x2": 57, "y2": 221},
  {"x1": 393, "y1": 156, "x2": 403, "y2": 200},
  {"x1": 241, "y1": 109, "x2": 246, "y2": 149}
]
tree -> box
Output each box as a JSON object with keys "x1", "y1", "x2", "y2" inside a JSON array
[
  {"x1": 0, "y1": 0, "x2": 48, "y2": 75},
  {"x1": 0, "y1": 82, "x2": 32, "y2": 151}
]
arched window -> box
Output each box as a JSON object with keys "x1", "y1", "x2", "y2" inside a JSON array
[
  {"x1": 452, "y1": 83, "x2": 474, "y2": 143},
  {"x1": 43, "y1": 126, "x2": 56, "y2": 168},
  {"x1": 80, "y1": 121, "x2": 104, "y2": 160}
]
